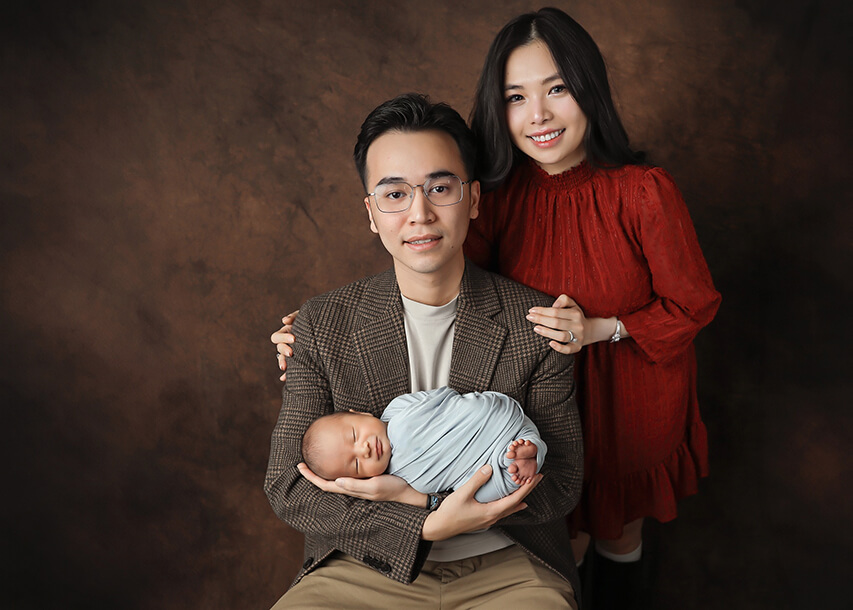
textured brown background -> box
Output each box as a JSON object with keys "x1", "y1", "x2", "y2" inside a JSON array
[{"x1": 1, "y1": 0, "x2": 850, "y2": 608}]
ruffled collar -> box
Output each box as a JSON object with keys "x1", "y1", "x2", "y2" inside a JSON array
[{"x1": 524, "y1": 158, "x2": 593, "y2": 192}]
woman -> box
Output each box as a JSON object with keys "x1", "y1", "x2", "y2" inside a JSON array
[
  {"x1": 274, "y1": 8, "x2": 720, "y2": 607},
  {"x1": 465, "y1": 7, "x2": 720, "y2": 606}
]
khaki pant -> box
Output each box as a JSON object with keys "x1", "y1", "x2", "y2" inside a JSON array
[{"x1": 272, "y1": 545, "x2": 576, "y2": 609}]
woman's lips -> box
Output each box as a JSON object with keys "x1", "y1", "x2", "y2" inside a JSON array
[{"x1": 528, "y1": 128, "x2": 565, "y2": 148}]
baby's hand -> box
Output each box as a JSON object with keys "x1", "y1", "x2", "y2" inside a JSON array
[{"x1": 506, "y1": 439, "x2": 539, "y2": 484}]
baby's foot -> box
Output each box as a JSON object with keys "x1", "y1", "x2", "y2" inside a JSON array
[
  {"x1": 506, "y1": 439, "x2": 539, "y2": 484},
  {"x1": 507, "y1": 439, "x2": 538, "y2": 460}
]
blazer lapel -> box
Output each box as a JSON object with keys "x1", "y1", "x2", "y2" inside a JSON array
[
  {"x1": 449, "y1": 264, "x2": 508, "y2": 393},
  {"x1": 352, "y1": 269, "x2": 410, "y2": 414}
]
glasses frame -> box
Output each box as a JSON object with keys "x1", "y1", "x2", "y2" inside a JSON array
[{"x1": 367, "y1": 175, "x2": 472, "y2": 214}]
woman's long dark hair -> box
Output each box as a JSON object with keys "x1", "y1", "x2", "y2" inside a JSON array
[{"x1": 471, "y1": 7, "x2": 645, "y2": 191}]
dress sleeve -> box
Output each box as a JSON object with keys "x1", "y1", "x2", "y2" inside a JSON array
[
  {"x1": 619, "y1": 168, "x2": 722, "y2": 364},
  {"x1": 464, "y1": 190, "x2": 499, "y2": 271},
  {"x1": 264, "y1": 303, "x2": 431, "y2": 584}
]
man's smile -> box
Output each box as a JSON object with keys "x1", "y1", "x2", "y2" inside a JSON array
[{"x1": 403, "y1": 234, "x2": 442, "y2": 249}]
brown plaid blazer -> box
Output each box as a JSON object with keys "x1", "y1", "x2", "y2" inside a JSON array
[{"x1": 265, "y1": 262, "x2": 583, "y2": 591}]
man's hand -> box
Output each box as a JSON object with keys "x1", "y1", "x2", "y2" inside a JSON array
[
  {"x1": 421, "y1": 465, "x2": 542, "y2": 541},
  {"x1": 297, "y1": 462, "x2": 427, "y2": 507}
]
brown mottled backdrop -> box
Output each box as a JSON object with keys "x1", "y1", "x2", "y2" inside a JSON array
[{"x1": 1, "y1": 0, "x2": 850, "y2": 608}]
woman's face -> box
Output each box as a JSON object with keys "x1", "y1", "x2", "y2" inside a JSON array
[{"x1": 504, "y1": 40, "x2": 588, "y2": 175}]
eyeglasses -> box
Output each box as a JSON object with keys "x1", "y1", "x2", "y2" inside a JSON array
[{"x1": 367, "y1": 174, "x2": 471, "y2": 213}]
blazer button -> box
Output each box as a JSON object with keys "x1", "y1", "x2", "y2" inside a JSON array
[
  {"x1": 303, "y1": 557, "x2": 313, "y2": 570},
  {"x1": 380, "y1": 562, "x2": 391, "y2": 573}
]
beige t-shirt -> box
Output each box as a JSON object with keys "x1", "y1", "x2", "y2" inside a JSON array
[{"x1": 400, "y1": 294, "x2": 514, "y2": 562}]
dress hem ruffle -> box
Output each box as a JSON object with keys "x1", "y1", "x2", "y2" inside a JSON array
[{"x1": 567, "y1": 420, "x2": 709, "y2": 540}]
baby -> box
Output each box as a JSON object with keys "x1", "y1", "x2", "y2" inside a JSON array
[{"x1": 301, "y1": 386, "x2": 546, "y2": 503}]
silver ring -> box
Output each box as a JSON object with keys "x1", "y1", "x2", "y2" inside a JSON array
[{"x1": 568, "y1": 330, "x2": 577, "y2": 343}]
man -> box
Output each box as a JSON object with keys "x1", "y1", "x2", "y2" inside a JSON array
[{"x1": 264, "y1": 93, "x2": 583, "y2": 607}]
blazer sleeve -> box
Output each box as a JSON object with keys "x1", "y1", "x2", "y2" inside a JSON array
[
  {"x1": 619, "y1": 168, "x2": 722, "y2": 364},
  {"x1": 264, "y1": 303, "x2": 431, "y2": 584},
  {"x1": 498, "y1": 345, "x2": 583, "y2": 525}
]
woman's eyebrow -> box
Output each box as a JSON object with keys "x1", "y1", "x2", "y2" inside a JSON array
[{"x1": 505, "y1": 73, "x2": 562, "y2": 90}]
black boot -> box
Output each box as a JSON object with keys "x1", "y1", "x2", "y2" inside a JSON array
[
  {"x1": 576, "y1": 550, "x2": 594, "y2": 610},
  {"x1": 590, "y1": 553, "x2": 645, "y2": 610}
]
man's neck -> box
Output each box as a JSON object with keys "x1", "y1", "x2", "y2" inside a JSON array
[{"x1": 394, "y1": 257, "x2": 464, "y2": 307}]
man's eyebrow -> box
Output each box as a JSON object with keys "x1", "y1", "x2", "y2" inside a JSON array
[
  {"x1": 425, "y1": 170, "x2": 456, "y2": 180},
  {"x1": 374, "y1": 176, "x2": 407, "y2": 187},
  {"x1": 374, "y1": 170, "x2": 457, "y2": 188}
]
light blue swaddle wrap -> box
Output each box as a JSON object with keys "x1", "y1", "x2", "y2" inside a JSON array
[{"x1": 381, "y1": 386, "x2": 547, "y2": 503}]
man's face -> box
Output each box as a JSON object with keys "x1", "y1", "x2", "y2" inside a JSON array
[
  {"x1": 363, "y1": 130, "x2": 480, "y2": 287},
  {"x1": 312, "y1": 412, "x2": 391, "y2": 479}
]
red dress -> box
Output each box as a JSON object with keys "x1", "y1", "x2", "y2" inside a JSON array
[{"x1": 465, "y1": 160, "x2": 721, "y2": 539}]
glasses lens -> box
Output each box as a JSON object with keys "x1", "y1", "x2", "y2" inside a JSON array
[
  {"x1": 424, "y1": 175, "x2": 462, "y2": 206},
  {"x1": 374, "y1": 183, "x2": 414, "y2": 213}
]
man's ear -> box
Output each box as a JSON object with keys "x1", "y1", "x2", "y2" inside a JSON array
[
  {"x1": 364, "y1": 197, "x2": 379, "y2": 233},
  {"x1": 468, "y1": 180, "x2": 481, "y2": 220}
]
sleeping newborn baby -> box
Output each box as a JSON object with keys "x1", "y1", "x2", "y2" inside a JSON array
[{"x1": 300, "y1": 386, "x2": 547, "y2": 503}]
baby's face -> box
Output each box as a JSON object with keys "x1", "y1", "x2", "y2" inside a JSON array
[{"x1": 314, "y1": 412, "x2": 391, "y2": 478}]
